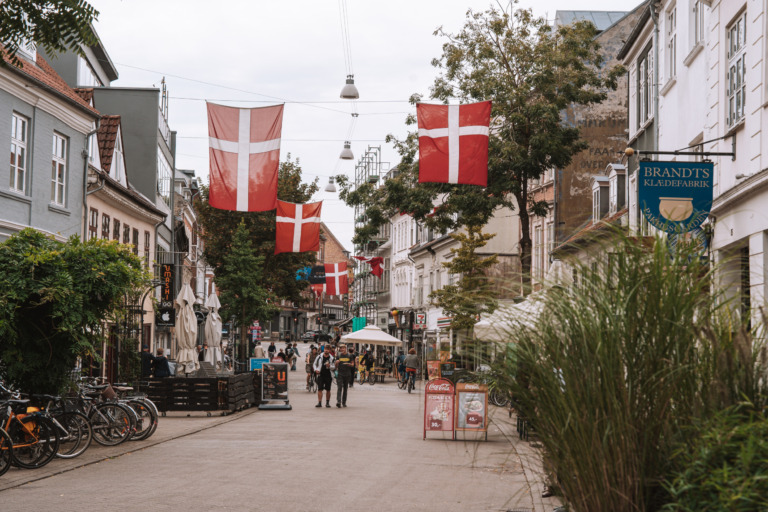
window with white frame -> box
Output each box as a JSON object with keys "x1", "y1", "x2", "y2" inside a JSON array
[
  {"x1": 727, "y1": 11, "x2": 747, "y2": 127},
  {"x1": 113, "y1": 131, "x2": 125, "y2": 182},
  {"x1": 51, "y1": 133, "x2": 67, "y2": 205},
  {"x1": 77, "y1": 57, "x2": 102, "y2": 87},
  {"x1": 10, "y1": 113, "x2": 28, "y2": 193},
  {"x1": 692, "y1": 0, "x2": 705, "y2": 47},
  {"x1": 157, "y1": 149, "x2": 172, "y2": 205},
  {"x1": 666, "y1": 7, "x2": 677, "y2": 80},
  {"x1": 638, "y1": 46, "x2": 653, "y2": 127},
  {"x1": 593, "y1": 189, "x2": 600, "y2": 223},
  {"x1": 534, "y1": 226, "x2": 543, "y2": 279},
  {"x1": 547, "y1": 221, "x2": 555, "y2": 257}
]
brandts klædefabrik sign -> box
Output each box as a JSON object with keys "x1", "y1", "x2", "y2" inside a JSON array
[{"x1": 639, "y1": 161, "x2": 713, "y2": 234}]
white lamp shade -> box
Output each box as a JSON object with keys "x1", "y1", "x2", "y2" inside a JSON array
[
  {"x1": 339, "y1": 141, "x2": 354, "y2": 160},
  {"x1": 340, "y1": 76, "x2": 359, "y2": 99},
  {"x1": 324, "y1": 177, "x2": 337, "y2": 193}
]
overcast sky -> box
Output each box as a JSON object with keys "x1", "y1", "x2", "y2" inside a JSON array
[{"x1": 88, "y1": 0, "x2": 643, "y2": 252}]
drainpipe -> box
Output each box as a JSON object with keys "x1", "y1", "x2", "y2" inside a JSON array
[
  {"x1": 82, "y1": 120, "x2": 100, "y2": 237},
  {"x1": 651, "y1": 1, "x2": 660, "y2": 152}
]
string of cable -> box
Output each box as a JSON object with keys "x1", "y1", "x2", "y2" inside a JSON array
[{"x1": 339, "y1": 0, "x2": 354, "y2": 77}]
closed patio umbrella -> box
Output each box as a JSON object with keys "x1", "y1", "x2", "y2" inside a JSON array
[
  {"x1": 204, "y1": 293, "x2": 223, "y2": 370},
  {"x1": 175, "y1": 282, "x2": 198, "y2": 374}
]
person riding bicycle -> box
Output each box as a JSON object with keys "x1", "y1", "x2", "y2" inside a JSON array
[
  {"x1": 403, "y1": 348, "x2": 419, "y2": 388},
  {"x1": 396, "y1": 350, "x2": 406, "y2": 382},
  {"x1": 360, "y1": 348, "x2": 375, "y2": 381}
]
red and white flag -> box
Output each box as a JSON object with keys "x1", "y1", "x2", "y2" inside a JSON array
[
  {"x1": 275, "y1": 200, "x2": 323, "y2": 254},
  {"x1": 325, "y1": 262, "x2": 348, "y2": 296},
  {"x1": 310, "y1": 283, "x2": 325, "y2": 298},
  {"x1": 207, "y1": 102, "x2": 283, "y2": 211},
  {"x1": 354, "y1": 256, "x2": 384, "y2": 278},
  {"x1": 417, "y1": 101, "x2": 491, "y2": 186}
]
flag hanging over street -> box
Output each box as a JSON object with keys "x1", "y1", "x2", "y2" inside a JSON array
[
  {"x1": 207, "y1": 102, "x2": 283, "y2": 211},
  {"x1": 416, "y1": 101, "x2": 491, "y2": 186},
  {"x1": 275, "y1": 200, "x2": 323, "y2": 254},
  {"x1": 354, "y1": 255, "x2": 384, "y2": 278},
  {"x1": 324, "y1": 262, "x2": 348, "y2": 296},
  {"x1": 310, "y1": 283, "x2": 325, "y2": 298}
]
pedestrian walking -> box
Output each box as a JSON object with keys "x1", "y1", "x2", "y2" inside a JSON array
[
  {"x1": 291, "y1": 343, "x2": 300, "y2": 371},
  {"x1": 335, "y1": 344, "x2": 354, "y2": 408},
  {"x1": 306, "y1": 346, "x2": 318, "y2": 390},
  {"x1": 198, "y1": 343, "x2": 209, "y2": 362},
  {"x1": 313, "y1": 348, "x2": 335, "y2": 408},
  {"x1": 253, "y1": 342, "x2": 266, "y2": 359}
]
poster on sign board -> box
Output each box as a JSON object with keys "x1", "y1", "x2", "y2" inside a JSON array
[
  {"x1": 262, "y1": 363, "x2": 289, "y2": 401},
  {"x1": 455, "y1": 382, "x2": 488, "y2": 432},
  {"x1": 426, "y1": 361, "x2": 441, "y2": 380},
  {"x1": 424, "y1": 378, "x2": 455, "y2": 440}
]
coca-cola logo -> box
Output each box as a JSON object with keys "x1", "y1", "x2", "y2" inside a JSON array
[
  {"x1": 463, "y1": 383, "x2": 481, "y2": 390},
  {"x1": 427, "y1": 383, "x2": 453, "y2": 392}
]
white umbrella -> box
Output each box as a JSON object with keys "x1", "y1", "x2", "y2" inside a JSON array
[
  {"x1": 204, "y1": 293, "x2": 223, "y2": 370},
  {"x1": 474, "y1": 292, "x2": 546, "y2": 342},
  {"x1": 340, "y1": 325, "x2": 402, "y2": 346},
  {"x1": 174, "y1": 282, "x2": 199, "y2": 374}
]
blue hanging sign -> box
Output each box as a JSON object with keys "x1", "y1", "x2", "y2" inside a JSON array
[{"x1": 638, "y1": 161, "x2": 714, "y2": 234}]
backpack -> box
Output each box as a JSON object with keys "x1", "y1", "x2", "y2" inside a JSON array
[{"x1": 286, "y1": 347, "x2": 293, "y2": 358}]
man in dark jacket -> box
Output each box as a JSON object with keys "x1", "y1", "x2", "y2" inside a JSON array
[
  {"x1": 141, "y1": 345, "x2": 154, "y2": 378},
  {"x1": 152, "y1": 348, "x2": 172, "y2": 378}
]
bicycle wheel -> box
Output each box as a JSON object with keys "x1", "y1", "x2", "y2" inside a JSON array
[
  {"x1": 489, "y1": 390, "x2": 510, "y2": 408},
  {"x1": 90, "y1": 403, "x2": 133, "y2": 446},
  {"x1": 0, "y1": 428, "x2": 13, "y2": 476},
  {"x1": 408, "y1": 375, "x2": 414, "y2": 394},
  {"x1": 127, "y1": 400, "x2": 158, "y2": 441},
  {"x1": 8, "y1": 415, "x2": 60, "y2": 469},
  {"x1": 54, "y1": 412, "x2": 92, "y2": 459},
  {"x1": 397, "y1": 376, "x2": 406, "y2": 390},
  {"x1": 367, "y1": 371, "x2": 375, "y2": 385}
]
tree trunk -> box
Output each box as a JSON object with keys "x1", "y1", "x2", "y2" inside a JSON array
[{"x1": 516, "y1": 189, "x2": 532, "y2": 296}]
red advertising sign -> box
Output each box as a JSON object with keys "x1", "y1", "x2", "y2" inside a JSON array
[
  {"x1": 455, "y1": 382, "x2": 488, "y2": 438},
  {"x1": 426, "y1": 360, "x2": 441, "y2": 381},
  {"x1": 424, "y1": 378, "x2": 455, "y2": 440}
]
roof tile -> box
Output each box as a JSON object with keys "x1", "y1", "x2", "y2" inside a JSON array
[{"x1": 97, "y1": 115, "x2": 120, "y2": 173}]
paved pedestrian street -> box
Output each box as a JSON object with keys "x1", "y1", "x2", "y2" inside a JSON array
[{"x1": 0, "y1": 376, "x2": 559, "y2": 512}]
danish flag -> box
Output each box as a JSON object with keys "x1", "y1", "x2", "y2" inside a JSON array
[
  {"x1": 275, "y1": 200, "x2": 323, "y2": 254},
  {"x1": 324, "y1": 262, "x2": 348, "y2": 296},
  {"x1": 207, "y1": 102, "x2": 283, "y2": 211},
  {"x1": 416, "y1": 101, "x2": 491, "y2": 186},
  {"x1": 354, "y1": 256, "x2": 384, "y2": 278}
]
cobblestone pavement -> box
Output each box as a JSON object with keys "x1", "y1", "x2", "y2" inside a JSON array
[{"x1": 0, "y1": 369, "x2": 561, "y2": 512}]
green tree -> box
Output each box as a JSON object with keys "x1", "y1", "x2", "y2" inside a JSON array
[
  {"x1": 0, "y1": 0, "x2": 99, "y2": 68},
  {"x1": 195, "y1": 156, "x2": 320, "y2": 306},
  {"x1": 429, "y1": 225, "x2": 498, "y2": 332},
  {"x1": 0, "y1": 229, "x2": 148, "y2": 394},
  {"x1": 338, "y1": 3, "x2": 622, "y2": 292},
  {"x1": 215, "y1": 220, "x2": 279, "y2": 362}
]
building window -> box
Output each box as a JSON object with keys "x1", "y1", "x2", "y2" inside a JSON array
[
  {"x1": 144, "y1": 231, "x2": 151, "y2": 266},
  {"x1": 157, "y1": 149, "x2": 172, "y2": 205},
  {"x1": 101, "y1": 214, "x2": 110, "y2": 239},
  {"x1": 666, "y1": 7, "x2": 676, "y2": 80},
  {"x1": 727, "y1": 11, "x2": 747, "y2": 127},
  {"x1": 692, "y1": 0, "x2": 705, "y2": 47},
  {"x1": 593, "y1": 189, "x2": 600, "y2": 224},
  {"x1": 534, "y1": 226, "x2": 543, "y2": 279},
  {"x1": 546, "y1": 221, "x2": 555, "y2": 257},
  {"x1": 113, "y1": 130, "x2": 125, "y2": 182},
  {"x1": 10, "y1": 113, "x2": 28, "y2": 193},
  {"x1": 88, "y1": 208, "x2": 98, "y2": 240},
  {"x1": 637, "y1": 46, "x2": 653, "y2": 127},
  {"x1": 51, "y1": 133, "x2": 67, "y2": 206},
  {"x1": 123, "y1": 224, "x2": 130, "y2": 245},
  {"x1": 132, "y1": 228, "x2": 139, "y2": 255},
  {"x1": 113, "y1": 219, "x2": 121, "y2": 241},
  {"x1": 77, "y1": 56, "x2": 102, "y2": 87}
]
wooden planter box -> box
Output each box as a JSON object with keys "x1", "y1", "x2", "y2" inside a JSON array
[{"x1": 144, "y1": 374, "x2": 256, "y2": 413}]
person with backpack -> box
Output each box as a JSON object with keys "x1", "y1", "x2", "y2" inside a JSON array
[
  {"x1": 313, "y1": 348, "x2": 335, "y2": 408},
  {"x1": 285, "y1": 343, "x2": 294, "y2": 370}
]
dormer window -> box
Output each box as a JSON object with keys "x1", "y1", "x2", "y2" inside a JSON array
[
  {"x1": 17, "y1": 39, "x2": 36, "y2": 62},
  {"x1": 591, "y1": 176, "x2": 610, "y2": 224},
  {"x1": 607, "y1": 164, "x2": 626, "y2": 214}
]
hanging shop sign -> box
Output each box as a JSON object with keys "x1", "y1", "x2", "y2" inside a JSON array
[
  {"x1": 426, "y1": 360, "x2": 441, "y2": 381},
  {"x1": 437, "y1": 317, "x2": 452, "y2": 329},
  {"x1": 455, "y1": 382, "x2": 488, "y2": 439},
  {"x1": 424, "y1": 378, "x2": 455, "y2": 440},
  {"x1": 156, "y1": 307, "x2": 175, "y2": 327},
  {"x1": 638, "y1": 161, "x2": 713, "y2": 234},
  {"x1": 160, "y1": 263, "x2": 174, "y2": 307}
]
